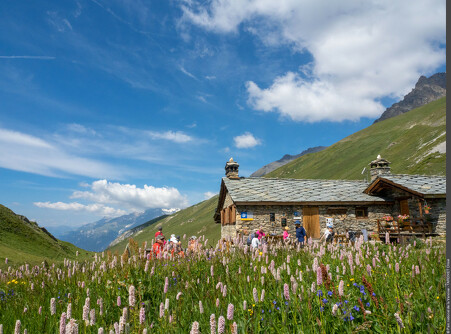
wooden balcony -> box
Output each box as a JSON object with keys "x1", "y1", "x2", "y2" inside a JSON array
[{"x1": 377, "y1": 218, "x2": 437, "y2": 244}]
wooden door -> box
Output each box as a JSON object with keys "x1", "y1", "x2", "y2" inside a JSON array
[
  {"x1": 303, "y1": 206, "x2": 320, "y2": 238},
  {"x1": 400, "y1": 199, "x2": 410, "y2": 216}
]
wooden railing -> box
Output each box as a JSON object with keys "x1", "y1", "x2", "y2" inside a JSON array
[{"x1": 377, "y1": 218, "x2": 435, "y2": 242}]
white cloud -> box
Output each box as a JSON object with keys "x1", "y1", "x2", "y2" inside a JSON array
[
  {"x1": 147, "y1": 130, "x2": 193, "y2": 143},
  {"x1": 70, "y1": 179, "x2": 189, "y2": 210},
  {"x1": 0, "y1": 127, "x2": 122, "y2": 178},
  {"x1": 34, "y1": 201, "x2": 126, "y2": 217},
  {"x1": 181, "y1": 0, "x2": 446, "y2": 122},
  {"x1": 234, "y1": 132, "x2": 261, "y2": 148},
  {"x1": 179, "y1": 65, "x2": 197, "y2": 79},
  {"x1": 203, "y1": 191, "x2": 217, "y2": 200}
]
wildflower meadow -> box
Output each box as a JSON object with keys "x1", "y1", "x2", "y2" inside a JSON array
[{"x1": 0, "y1": 236, "x2": 446, "y2": 333}]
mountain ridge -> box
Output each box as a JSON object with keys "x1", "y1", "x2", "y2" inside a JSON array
[
  {"x1": 0, "y1": 204, "x2": 90, "y2": 268},
  {"x1": 58, "y1": 208, "x2": 168, "y2": 252},
  {"x1": 250, "y1": 146, "x2": 327, "y2": 177},
  {"x1": 374, "y1": 72, "x2": 446, "y2": 123}
]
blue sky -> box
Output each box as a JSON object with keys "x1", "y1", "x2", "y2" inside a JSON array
[{"x1": 0, "y1": 0, "x2": 446, "y2": 229}]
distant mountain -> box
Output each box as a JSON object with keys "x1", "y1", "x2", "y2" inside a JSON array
[
  {"x1": 58, "y1": 208, "x2": 169, "y2": 252},
  {"x1": 250, "y1": 146, "x2": 327, "y2": 177},
  {"x1": 108, "y1": 196, "x2": 220, "y2": 254},
  {"x1": 0, "y1": 204, "x2": 90, "y2": 268},
  {"x1": 374, "y1": 72, "x2": 446, "y2": 123},
  {"x1": 267, "y1": 97, "x2": 446, "y2": 179}
]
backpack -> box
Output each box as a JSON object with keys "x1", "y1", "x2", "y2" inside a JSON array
[
  {"x1": 247, "y1": 233, "x2": 255, "y2": 246},
  {"x1": 326, "y1": 231, "x2": 335, "y2": 242}
]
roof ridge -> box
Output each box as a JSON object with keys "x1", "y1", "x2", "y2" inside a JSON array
[
  {"x1": 388, "y1": 174, "x2": 446, "y2": 178},
  {"x1": 224, "y1": 176, "x2": 366, "y2": 182}
]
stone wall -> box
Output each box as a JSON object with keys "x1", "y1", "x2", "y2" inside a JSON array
[
  {"x1": 425, "y1": 198, "x2": 446, "y2": 234},
  {"x1": 233, "y1": 204, "x2": 393, "y2": 238},
  {"x1": 221, "y1": 225, "x2": 237, "y2": 239}
]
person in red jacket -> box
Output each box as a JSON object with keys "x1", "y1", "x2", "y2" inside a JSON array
[
  {"x1": 152, "y1": 235, "x2": 164, "y2": 256},
  {"x1": 155, "y1": 227, "x2": 163, "y2": 239}
]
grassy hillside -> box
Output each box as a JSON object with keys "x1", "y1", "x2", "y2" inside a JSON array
[
  {"x1": 267, "y1": 97, "x2": 446, "y2": 179},
  {"x1": 0, "y1": 204, "x2": 92, "y2": 269},
  {"x1": 107, "y1": 195, "x2": 220, "y2": 254}
]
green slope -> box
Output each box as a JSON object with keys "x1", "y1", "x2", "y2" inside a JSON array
[
  {"x1": 267, "y1": 97, "x2": 446, "y2": 179},
  {"x1": 107, "y1": 195, "x2": 220, "y2": 254},
  {"x1": 0, "y1": 204, "x2": 92, "y2": 269}
]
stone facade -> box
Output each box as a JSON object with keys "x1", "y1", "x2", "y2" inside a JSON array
[
  {"x1": 424, "y1": 198, "x2": 446, "y2": 234},
  {"x1": 231, "y1": 204, "x2": 392, "y2": 237}
]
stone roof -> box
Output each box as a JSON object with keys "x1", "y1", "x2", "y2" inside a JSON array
[
  {"x1": 222, "y1": 177, "x2": 388, "y2": 203},
  {"x1": 376, "y1": 174, "x2": 446, "y2": 196}
]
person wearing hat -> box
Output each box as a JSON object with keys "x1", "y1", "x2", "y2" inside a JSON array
[
  {"x1": 152, "y1": 234, "x2": 164, "y2": 256},
  {"x1": 295, "y1": 220, "x2": 307, "y2": 247},
  {"x1": 283, "y1": 226, "x2": 290, "y2": 241},
  {"x1": 187, "y1": 236, "x2": 198, "y2": 254},
  {"x1": 155, "y1": 226, "x2": 164, "y2": 240},
  {"x1": 320, "y1": 224, "x2": 335, "y2": 243}
]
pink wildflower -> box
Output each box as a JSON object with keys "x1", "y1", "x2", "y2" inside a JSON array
[
  {"x1": 253, "y1": 287, "x2": 258, "y2": 303},
  {"x1": 190, "y1": 321, "x2": 199, "y2": 334},
  {"x1": 231, "y1": 322, "x2": 238, "y2": 334},
  {"x1": 227, "y1": 303, "x2": 234, "y2": 320},
  {"x1": 316, "y1": 266, "x2": 323, "y2": 286},
  {"x1": 14, "y1": 320, "x2": 21, "y2": 334},
  {"x1": 159, "y1": 303, "x2": 164, "y2": 318},
  {"x1": 199, "y1": 301, "x2": 204, "y2": 314},
  {"x1": 260, "y1": 289, "x2": 265, "y2": 302},
  {"x1": 218, "y1": 315, "x2": 225, "y2": 334},
  {"x1": 60, "y1": 312, "x2": 67, "y2": 334},
  {"x1": 128, "y1": 285, "x2": 136, "y2": 307},
  {"x1": 139, "y1": 307, "x2": 145, "y2": 324},
  {"x1": 338, "y1": 280, "x2": 344, "y2": 296},
  {"x1": 164, "y1": 277, "x2": 169, "y2": 294},
  {"x1": 50, "y1": 298, "x2": 56, "y2": 315},
  {"x1": 117, "y1": 296, "x2": 121, "y2": 307},
  {"x1": 283, "y1": 283, "x2": 290, "y2": 300},
  {"x1": 210, "y1": 314, "x2": 216, "y2": 334}
]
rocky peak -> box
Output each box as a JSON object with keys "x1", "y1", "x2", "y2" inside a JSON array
[{"x1": 374, "y1": 72, "x2": 446, "y2": 123}]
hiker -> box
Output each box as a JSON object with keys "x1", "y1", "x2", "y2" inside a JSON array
[
  {"x1": 152, "y1": 235, "x2": 165, "y2": 256},
  {"x1": 155, "y1": 227, "x2": 164, "y2": 239},
  {"x1": 251, "y1": 233, "x2": 261, "y2": 249},
  {"x1": 295, "y1": 221, "x2": 307, "y2": 247},
  {"x1": 246, "y1": 231, "x2": 256, "y2": 246},
  {"x1": 283, "y1": 226, "x2": 290, "y2": 241},
  {"x1": 256, "y1": 229, "x2": 265, "y2": 240},
  {"x1": 320, "y1": 224, "x2": 335, "y2": 243},
  {"x1": 187, "y1": 236, "x2": 200, "y2": 254}
]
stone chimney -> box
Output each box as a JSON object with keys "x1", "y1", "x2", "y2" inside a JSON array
[
  {"x1": 225, "y1": 158, "x2": 239, "y2": 179},
  {"x1": 369, "y1": 155, "x2": 391, "y2": 181}
]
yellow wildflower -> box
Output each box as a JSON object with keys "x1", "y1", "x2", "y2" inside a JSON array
[
  {"x1": 259, "y1": 252, "x2": 263, "y2": 256},
  {"x1": 350, "y1": 278, "x2": 354, "y2": 281},
  {"x1": 436, "y1": 296, "x2": 439, "y2": 299}
]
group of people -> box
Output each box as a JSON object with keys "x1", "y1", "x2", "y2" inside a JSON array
[
  {"x1": 248, "y1": 219, "x2": 335, "y2": 249},
  {"x1": 150, "y1": 227, "x2": 201, "y2": 258}
]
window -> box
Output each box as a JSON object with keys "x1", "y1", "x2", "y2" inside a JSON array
[
  {"x1": 355, "y1": 207, "x2": 368, "y2": 218},
  {"x1": 270, "y1": 213, "x2": 275, "y2": 222},
  {"x1": 281, "y1": 218, "x2": 287, "y2": 227}
]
